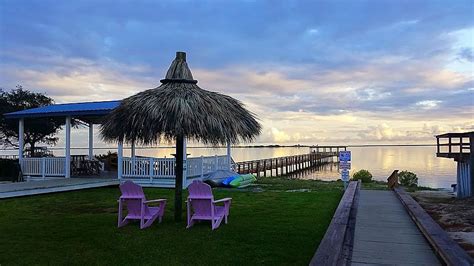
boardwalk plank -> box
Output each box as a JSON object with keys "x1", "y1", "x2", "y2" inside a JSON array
[
  {"x1": 394, "y1": 187, "x2": 474, "y2": 266},
  {"x1": 351, "y1": 190, "x2": 441, "y2": 265}
]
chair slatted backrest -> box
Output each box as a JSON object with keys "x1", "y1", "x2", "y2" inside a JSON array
[
  {"x1": 120, "y1": 181, "x2": 145, "y2": 199},
  {"x1": 119, "y1": 181, "x2": 148, "y2": 217},
  {"x1": 188, "y1": 181, "x2": 214, "y2": 217}
]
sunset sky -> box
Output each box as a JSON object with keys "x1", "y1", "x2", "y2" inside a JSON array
[{"x1": 1, "y1": 0, "x2": 473, "y2": 146}]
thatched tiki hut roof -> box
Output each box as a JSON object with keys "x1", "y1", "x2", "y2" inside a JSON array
[{"x1": 100, "y1": 51, "x2": 261, "y2": 221}]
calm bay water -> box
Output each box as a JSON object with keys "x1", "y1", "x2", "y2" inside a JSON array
[{"x1": 0, "y1": 145, "x2": 456, "y2": 188}]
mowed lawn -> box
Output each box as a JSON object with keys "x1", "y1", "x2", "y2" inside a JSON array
[{"x1": 0, "y1": 178, "x2": 343, "y2": 265}]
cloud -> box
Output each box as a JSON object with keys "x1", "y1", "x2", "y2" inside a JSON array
[
  {"x1": 0, "y1": 1, "x2": 473, "y2": 145},
  {"x1": 0, "y1": 55, "x2": 157, "y2": 102},
  {"x1": 415, "y1": 100, "x2": 442, "y2": 110}
]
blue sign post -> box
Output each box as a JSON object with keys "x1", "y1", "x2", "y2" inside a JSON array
[{"x1": 339, "y1": 151, "x2": 351, "y2": 189}]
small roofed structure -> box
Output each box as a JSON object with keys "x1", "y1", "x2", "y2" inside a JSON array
[
  {"x1": 436, "y1": 131, "x2": 474, "y2": 198},
  {"x1": 100, "y1": 51, "x2": 261, "y2": 221},
  {"x1": 4, "y1": 101, "x2": 120, "y2": 179}
]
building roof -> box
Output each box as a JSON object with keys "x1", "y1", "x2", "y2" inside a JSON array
[
  {"x1": 436, "y1": 131, "x2": 474, "y2": 138},
  {"x1": 4, "y1": 100, "x2": 121, "y2": 119}
]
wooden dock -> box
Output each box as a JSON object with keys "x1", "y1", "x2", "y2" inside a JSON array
[
  {"x1": 310, "y1": 180, "x2": 361, "y2": 265},
  {"x1": 351, "y1": 190, "x2": 441, "y2": 265},
  {"x1": 235, "y1": 146, "x2": 346, "y2": 177},
  {"x1": 436, "y1": 131, "x2": 473, "y2": 198}
]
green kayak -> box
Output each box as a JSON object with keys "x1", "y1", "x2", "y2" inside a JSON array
[{"x1": 229, "y1": 174, "x2": 257, "y2": 188}]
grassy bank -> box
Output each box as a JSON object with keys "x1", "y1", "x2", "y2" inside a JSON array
[{"x1": 0, "y1": 178, "x2": 343, "y2": 265}]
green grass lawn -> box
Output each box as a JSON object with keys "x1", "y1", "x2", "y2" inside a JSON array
[{"x1": 0, "y1": 178, "x2": 343, "y2": 265}]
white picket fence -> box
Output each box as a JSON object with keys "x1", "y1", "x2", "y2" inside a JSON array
[
  {"x1": 22, "y1": 157, "x2": 66, "y2": 180},
  {"x1": 122, "y1": 157, "x2": 176, "y2": 179},
  {"x1": 19, "y1": 155, "x2": 232, "y2": 186},
  {"x1": 121, "y1": 155, "x2": 231, "y2": 187},
  {"x1": 186, "y1": 155, "x2": 230, "y2": 177}
]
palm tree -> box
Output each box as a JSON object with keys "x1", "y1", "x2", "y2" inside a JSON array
[{"x1": 100, "y1": 52, "x2": 261, "y2": 221}]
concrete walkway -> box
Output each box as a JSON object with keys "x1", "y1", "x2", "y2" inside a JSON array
[
  {"x1": 0, "y1": 178, "x2": 119, "y2": 199},
  {"x1": 351, "y1": 190, "x2": 441, "y2": 265}
]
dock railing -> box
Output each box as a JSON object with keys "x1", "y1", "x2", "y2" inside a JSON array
[
  {"x1": 310, "y1": 180, "x2": 361, "y2": 265},
  {"x1": 236, "y1": 148, "x2": 343, "y2": 177},
  {"x1": 22, "y1": 157, "x2": 66, "y2": 180},
  {"x1": 121, "y1": 155, "x2": 230, "y2": 187},
  {"x1": 436, "y1": 132, "x2": 472, "y2": 160}
]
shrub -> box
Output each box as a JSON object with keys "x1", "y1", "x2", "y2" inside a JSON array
[
  {"x1": 352, "y1": 169, "x2": 373, "y2": 183},
  {"x1": 0, "y1": 159, "x2": 21, "y2": 182},
  {"x1": 399, "y1": 170, "x2": 418, "y2": 187}
]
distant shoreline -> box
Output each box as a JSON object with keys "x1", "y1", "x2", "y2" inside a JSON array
[{"x1": 0, "y1": 143, "x2": 436, "y2": 151}]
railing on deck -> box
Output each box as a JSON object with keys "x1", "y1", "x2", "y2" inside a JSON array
[
  {"x1": 122, "y1": 157, "x2": 175, "y2": 179},
  {"x1": 22, "y1": 157, "x2": 66, "y2": 179},
  {"x1": 122, "y1": 155, "x2": 230, "y2": 181},
  {"x1": 236, "y1": 152, "x2": 337, "y2": 177},
  {"x1": 436, "y1": 132, "x2": 472, "y2": 160},
  {"x1": 187, "y1": 155, "x2": 230, "y2": 177}
]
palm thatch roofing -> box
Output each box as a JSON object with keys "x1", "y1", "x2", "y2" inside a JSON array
[{"x1": 100, "y1": 52, "x2": 261, "y2": 145}]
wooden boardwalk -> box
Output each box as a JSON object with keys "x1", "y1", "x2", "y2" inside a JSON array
[
  {"x1": 236, "y1": 146, "x2": 346, "y2": 177},
  {"x1": 351, "y1": 190, "x2": 441, "y2": 265}
]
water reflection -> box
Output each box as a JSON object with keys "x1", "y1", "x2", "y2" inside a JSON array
[
  {"x1": 0, "y1": 145, "x2": 456, "y2": 188},
  {"x1": 286, "y1": 146, "x2": 456, "y2": 188},
  {"x1": 287, "y1": 162, "x2": 342, "y2": 181}
]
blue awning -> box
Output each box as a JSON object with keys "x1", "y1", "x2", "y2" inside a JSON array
[{"x1": 4, "y1": 100, "x2": 121, "y2": 119}]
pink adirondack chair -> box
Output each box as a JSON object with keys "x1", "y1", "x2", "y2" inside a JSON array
[
  {"x1": 117, "y1": 181, "x2": 167, "y2": 229},
  {"x1": 187, "y1": 180, "x2": 232, "y2": 230}
]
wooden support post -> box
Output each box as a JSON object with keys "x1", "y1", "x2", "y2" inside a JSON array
[
  {"x1": 65, "y1": 116, "x2": 71, "y2": 178},
  {"x1": 182, "y1": 138, "x2": 187, "y2": 189},
  {"x1": 88, "y1": 123, "x2": 94, "y2": 160},
  {"x1": 256, "y1": 161, "x2": 260, "y2": 177},
  {"x1": 131, "y1": 140, "x2": 136, "y2": 158},
  {"x1": 436, "y1": 137, "x2": 440, "y2": 153},
  {"x1": 41, "y1": 157, "x2": 46, "y2": 180},
  {"x1": 276, "y1": 159, "x2": 279, "y2": 176},
  {"x1": 227, "y1": 141, "x2": 232, "y2": 170},
  {"x1": 149, "y1": 157, "x2": 154, "y2": 182},
  {"x1": 263, "y1": 160, "x2": 267, "y2": 177},
  {"x1": 470, "y1": 134, "x2": 474, "y2": 196},
  {"x1": 174, "y1": 135, "x2": 184, "y2": 222},
  {"x1": 387, "y1": 170, "x2": 399, "y2": 189},
  {"x1": 200, "y1": 156, "x2": 204, "y2": 178},
  {"x1": 117, "y1": 141, "x2": 123, "y2": 180},
  {"x1": 449, "y1": 137, "x2": 452, "y2": 154},
  {"x1": 281, "y1": 159, "x2": 284, "y2": 175},
  {"x1": 286, "y1": 157, "x2": 289, "y2": 174},
  {"x1": 18, "y1": 118, "x2": 24, "y2": 169},
  {"x1": 270, "y1": 159, "x2": 273, "y2": 176}
]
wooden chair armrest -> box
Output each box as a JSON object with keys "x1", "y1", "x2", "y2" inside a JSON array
[
  {"x1": 213, "y1": 198, "x2": 232, "y2": 204},
  {"x1": 144, "y1": 199, "x2": 167, "y2": 204}
]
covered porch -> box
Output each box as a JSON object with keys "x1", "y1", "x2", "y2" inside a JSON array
[{"x1": 4, "y1": 101, "x2": 233, "y2": 188}]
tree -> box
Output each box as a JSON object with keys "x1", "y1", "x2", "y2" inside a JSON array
[
  {"x1": 399, "y1": 170, "x2": 418, "y2": 187},
  {"x1": 352, "y1": 169, "x2": 373, "y2": 183},
  {"x1": 0, "y1": 86, "x2": 63, "y2": 156}
]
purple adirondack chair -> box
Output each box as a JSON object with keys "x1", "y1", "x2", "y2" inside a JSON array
[
  {"x1": 187, "y1": 180, "x2": 232, "y2": 230},
  {"x1": 117, "y1": 181, "x2": 167, "y2": 229}
]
